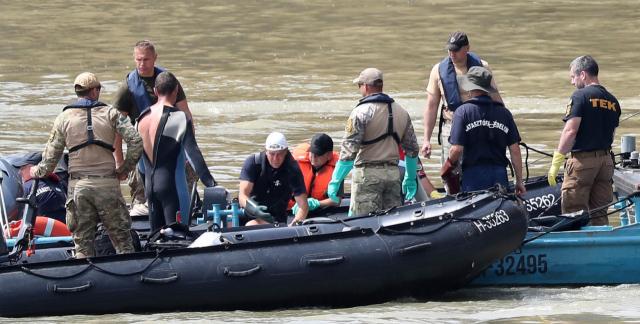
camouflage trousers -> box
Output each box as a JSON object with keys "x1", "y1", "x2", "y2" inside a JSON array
[
  {"x1": 440, "y1": 122, "x2": 462, "y2": 194},
  {"x1": 130, "y1": 162, "x2": 199, "y2": 206},
  {"x1": 66, "y1": 179, "x2": 134, "y2": 257},
  {"x1": 350, "y1": 164, "x2": 402, "y2": 216},
  {"x1": 128, "y1": 167, "x2": 146, "y2": 206}
]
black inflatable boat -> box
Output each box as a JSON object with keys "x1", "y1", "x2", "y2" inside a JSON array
[{"x1": 0, "y1": 184, "x2": 528, "y2": 317}]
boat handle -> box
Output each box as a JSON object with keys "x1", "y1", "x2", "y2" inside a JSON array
[
  {"x1": 140, "y1": 273, "x2": 179, "y2": 284},
  {"x1": 52, "y1": 282, "x2": 92, "y2": 293},
  {"x1": 234, "y1": 234, "x2": 244, "y2": 241},
  {"x1": 224, "y1": 265, "x2": 261, "y2": 277},
  {"x1": 398, "y1": 242, "x2": 432, "y2": 254},
  {"x1": 307, "y1": 256, "x2": 345, "y2": 266}
]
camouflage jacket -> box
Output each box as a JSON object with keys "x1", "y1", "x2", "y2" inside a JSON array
[
  {"x1": 34, "y1": 100, "x2": 142, "y2": 178},
  {"x1": 339, "y1": 94, "x2": 419, "y2": 164}
]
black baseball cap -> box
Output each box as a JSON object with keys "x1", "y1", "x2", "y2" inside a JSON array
[
  {"x1": 307, "y1": 133, "x2": 334, "y2": 155},
  {"x1": 444, "y1": 31, "x2": 469, "y2": 51},
  {"x1": 12, "y1": 152, "x2": 42, "y2": 168}
]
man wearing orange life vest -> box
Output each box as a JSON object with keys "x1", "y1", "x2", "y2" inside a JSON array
[{"x1": 289, "y1": 134, "x2": 344, "y2": 215}]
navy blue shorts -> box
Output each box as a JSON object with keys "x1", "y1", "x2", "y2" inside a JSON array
[{"x1": 462, "y1": 165, "x2": 509, "y2": 192}]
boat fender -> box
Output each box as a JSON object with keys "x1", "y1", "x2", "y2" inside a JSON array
[{"x1": 4, "y1": 216, "x2": 71, "y2": 238}]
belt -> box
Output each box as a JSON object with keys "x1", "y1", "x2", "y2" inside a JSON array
[
  {"x1": 568, "y1": 150, "x2": 611, "y2": 158},
  {"x1": 359, "y1": 162, "x2": 397, "y2": 169},
  {"x1": 70, "y1": 175, "x2": 117, "y2": 180}
]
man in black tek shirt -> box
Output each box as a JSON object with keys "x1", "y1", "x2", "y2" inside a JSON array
[
  {"x1": 548, "y1": 55, "x2": 621, "y2": 226},
  {"x1": 239, "y1": 132, "x2": 309, "y2": 226}
]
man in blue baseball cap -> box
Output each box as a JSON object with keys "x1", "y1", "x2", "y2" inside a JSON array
[{"x1": 13, "y1": 152, "x2": 67, "y2": 223}]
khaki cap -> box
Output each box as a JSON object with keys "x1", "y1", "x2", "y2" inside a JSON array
[
  {"x1": 74, "y1": 72, "x2": 102, "y2": 91},
  {"x1": 353, "y1": 68, "x2": 383, "y2": 86}
]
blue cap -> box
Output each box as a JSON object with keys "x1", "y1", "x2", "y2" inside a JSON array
[{"x1": 12, "y1": 152, "x2": 42, "y2": 168}]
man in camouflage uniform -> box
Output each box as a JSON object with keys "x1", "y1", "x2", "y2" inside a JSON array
[
  {"x1": 328, "y1": 68, "x2": 421, "y2": 215},
  {"x1": 31, "y1": 72, "x2": 143, "y2": 258}
]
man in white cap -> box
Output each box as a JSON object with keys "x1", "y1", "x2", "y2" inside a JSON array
[
  {"x1": 443, "y1": 66, "x2": 525, "y2": 196},
  {"x1": 238, "y1": 132, "x2": 309, "y2": 226},
  {"x1": 329, "y1": 68, "x2": 421, "y2": 216},
  {"x1": 30, "y1": 72, "x2": 143, "y2": 258}
]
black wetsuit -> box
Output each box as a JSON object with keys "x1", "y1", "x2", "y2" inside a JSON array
[{"x1": 138, "y1": 106, "x2": 216, "y2": 232}]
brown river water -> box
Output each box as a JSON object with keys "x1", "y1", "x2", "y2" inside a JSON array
[{"x1": 1, "y1": 0, "x2": 640, "y2": 322}]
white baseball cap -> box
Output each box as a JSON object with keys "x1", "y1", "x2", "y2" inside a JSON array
[{"x1": 265, "y1": 132, "x2": 288, "y2": 151}]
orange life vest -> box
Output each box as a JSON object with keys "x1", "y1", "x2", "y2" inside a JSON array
[
  {"x1": 287, "y1": 143, "x2": 339, "y2": 209},
  {"x1": 5, "y1": 216, "x2": 71, "y2": 238}
]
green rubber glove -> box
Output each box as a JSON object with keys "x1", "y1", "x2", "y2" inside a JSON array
[
  {"x1": 328, "y1": 160, "x2": 354, "y2": 203},
  {"x1": 403, "y1": 156, "x2": 419, "y2": 200},
  {"x1": 292, "y1": 198, "x2": 322, "y2": 215},
  {"x1": 245, "y1": 198, "x2": 275, "y2": 224},
  {"x1": 547, "y1": 151, "x2": 566, "y2": 186}
]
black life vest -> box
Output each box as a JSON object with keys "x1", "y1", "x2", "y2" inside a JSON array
[
  {"x1": 357, "y1": 93, "x2": 400, "y2": 146},
  {"x1": 251, "y1": 151, "x2": 299, "y2": 222}
]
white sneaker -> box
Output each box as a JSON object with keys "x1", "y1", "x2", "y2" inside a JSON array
[{"x1": 129, "y1": 203, "x2": 149, "y2": 217}]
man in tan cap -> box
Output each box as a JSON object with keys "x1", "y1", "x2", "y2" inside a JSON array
[
  {"x1": 422, "y1": 31, "x2": 504, "y2": 194},
  {"x1": 30, "y1": 72, "x2": 143, "y2": 258},
  {"x1": 328, "y1": 68, "x2": 421, "y2": 216}
]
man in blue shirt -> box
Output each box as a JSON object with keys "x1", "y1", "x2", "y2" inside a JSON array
[
  {"x1": 239, "y1": 132, "x2": 309, "y2": 226},
  {"x1": 12, "y1": 152, "x2": 67, "y2": 223},
  {"x1": 442, "y1": 67, "x2": 525, "y2": 195}
]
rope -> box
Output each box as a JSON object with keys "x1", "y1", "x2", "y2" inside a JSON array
[
  {"x1": 17, "y1": 249, "x2": 164, "y2": 280},
  {"x1": 522, "y1": 198, "x2": 633, "y2": 245}
]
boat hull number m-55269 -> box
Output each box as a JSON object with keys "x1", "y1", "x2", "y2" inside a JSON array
[{"x1": 473, "y1": 210, "x2": 510, "y2": 234}]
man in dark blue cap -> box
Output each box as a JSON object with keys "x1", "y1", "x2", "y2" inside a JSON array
[{"x1": 13, "y1": 152, "x2": 67, "y2": 223}]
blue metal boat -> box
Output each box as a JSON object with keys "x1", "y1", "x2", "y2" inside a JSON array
[
  {"x1": 470, "y1": 222, "x2": 640, "y2": 286},
  {"x1": 472, "y1": 156, "x2": 640, "y2": 286}
]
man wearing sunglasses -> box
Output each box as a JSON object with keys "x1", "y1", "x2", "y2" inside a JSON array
[
  {"x1": 422, "y1": 31, "x2": 504, "y2": 194},
  {"x1": 329, "y1": 68, "x2": 420, "y2": 216}
]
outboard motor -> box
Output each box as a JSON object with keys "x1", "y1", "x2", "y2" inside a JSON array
[{"x1": 620, "y1": 135, "x2": 639, "y2": 168}]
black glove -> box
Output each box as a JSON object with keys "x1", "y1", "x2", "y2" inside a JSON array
[{"x1": 245, "y1": 198, "x2": 275, "y2": 224}]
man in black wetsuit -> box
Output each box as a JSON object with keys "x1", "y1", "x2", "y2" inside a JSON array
[
  {"x1": 137, "y1": 72, "x2": 217, "y2": 232},
  {"x1": 239, "y1": 132, "x2": 309, "y2": 226}
]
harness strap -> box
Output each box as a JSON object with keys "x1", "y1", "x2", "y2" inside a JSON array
[
  {"x1": 68, "y1": 107, "x2": 115, "y2": 153},
  {"x1": 361, "y1": 103, "x2": 401, "y2": 146}
]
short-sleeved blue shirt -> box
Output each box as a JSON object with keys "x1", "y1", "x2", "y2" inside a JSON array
[
  {"x1": 563, "y1": 85, "x2": 620, "y2": 152},
  {"x1": 449, "y1": 95, "x2": 521, "y2": 171}
]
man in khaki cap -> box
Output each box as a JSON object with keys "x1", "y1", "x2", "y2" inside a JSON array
[
  {"x1": 422, "y1": 31, "x2": 504, "y2": 193},
  {"x1": 30, "y1": 72, "x2": 143, "y2": 258},
  {"x1": 328, "y1": 68, "x2": 421, "y2": 216}
]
